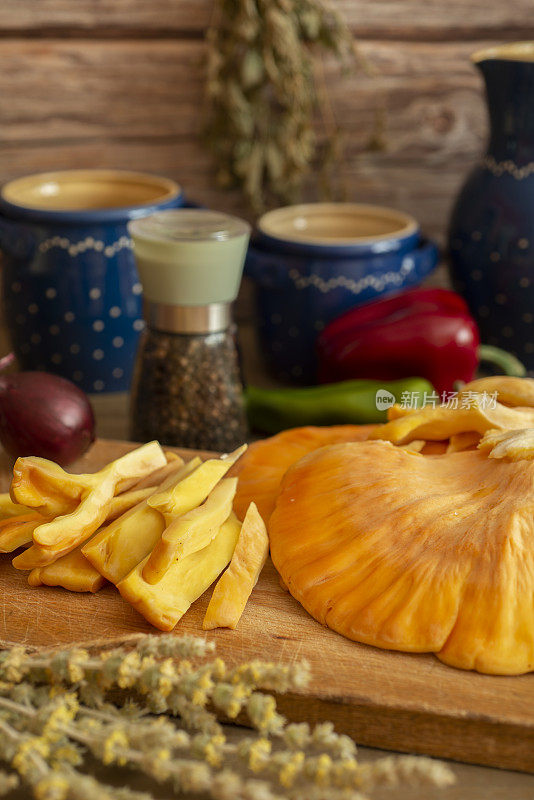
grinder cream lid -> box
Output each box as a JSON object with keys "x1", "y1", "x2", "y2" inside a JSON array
[{"x1": 128, "y1": 209, "x2": 251, "y2": 306}]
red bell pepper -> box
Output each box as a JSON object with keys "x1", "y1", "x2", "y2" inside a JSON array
[{"x1": 317, "y1": 288, "x2": 525, "y2": 395}]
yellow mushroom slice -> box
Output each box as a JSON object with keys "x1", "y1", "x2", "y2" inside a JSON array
[
  {"x1": 459, "y1": 376, "x2": 534, "y2": 408},
  {"x1": 0, "y1": 494, "x2": 32, "y2": 519},
  {"x1": 370, "y1": 396, "x2": 534, "y2": 445},
  {"x1": 143, "y1": 477, "x2": 237, "y2": 584},
  {"x1": 117, "y1": 513, "x2": 241, "y2": 631},
  {"x1": 6, "y1": 485, "x2": 165, "y2": 559},
  {"x1": 0, "y1": 513, "x2": 46, "y2": 553},
  {"x1": 28, "y1": 546, "x2": 105, "y2": 593},
  {"x1": 129, "y1": 454, "x2": 184, "y2": 491},
  {"x1": 478, "y1": 428, "x2": 534, "y2": 460},
  {"x1": 82, "y1": 457, "x2": 202, "y2": 584},
  {"x1": 147, "y1": 444, "x2": 246, "y2": 519},
  {"x1": 13, "y1": 540, "x2": 71, "y2": 570},
  {"x1": 203, "y1": 502, "x2": 268, "y2": 630},
  {"x1": 398, "y1": 439, "x2": 426, "y2": 453},
  {"x1": 9, "y1": 467, "x2": 151, "y2": 522},
  {"x1": 11, "y1": 444, "x2": 170, "y2": 518},
  {"x1": 105, "y1": 488, "x2": 154, "y2": 521},
  {"x1": 31, "y1": 442, "x2": 166, "y2": 550},
  {"x1": 105, "y1": 457, "x2": 190, "y2": 521},
  {"x1": 11, "y1": 458, "x2": 94, "y2": 516},
  {"x1": 446, "y1": 431, "x2": 481, "y2": 453},
  {"x1": 387, "y1": 404, "x2": 414, "y2": 421},
  {"x1": 16, "y1": 458, "x2": 194, "y2": 573}
]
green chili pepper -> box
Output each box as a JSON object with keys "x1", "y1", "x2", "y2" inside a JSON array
[{"x1": 245, "y1": 377, "x2": 435, "y2": 434}]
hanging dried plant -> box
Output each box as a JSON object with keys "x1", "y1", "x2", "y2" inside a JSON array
[{"x1": 205, "y1": 0, "x2": 357, "y2": 211}]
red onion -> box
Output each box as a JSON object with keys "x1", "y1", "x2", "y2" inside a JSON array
[{"x1": 0, "y1": 354, "x2": 96, "y2": 465}]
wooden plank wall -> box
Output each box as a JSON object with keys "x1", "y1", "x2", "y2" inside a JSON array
[{"x1": 0, "y1": 1, "x2": 533, "y2": 244}]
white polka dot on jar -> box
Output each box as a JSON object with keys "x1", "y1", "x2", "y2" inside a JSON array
[
  {"x1": 314, "y1": 320, "x2": 325, "y2": 331},
  {"x1": 11, "y1": 282, "x2": 21, "y2": 293},
  {"x1": 93, "y1": 320, "x2": 105, "y2": 332},
  {"x1": 112, "y1": 336, "x2": 124, "y2": 348},
  {"x1": 490, "y1": 251, "x2": 501, "y2": 263},
  {"x1": 471, "y1": 230, "x2": 482, "y2": 241},
  {"x1": 479, "y1": 306, "x2": 490, "y2": 317},
  {"x1": 112, "y1": 367, "x2": 124, "y2": 379},
  {"x1": 15, "y1": 314, "x2": 26, "y2": 324},
  {"x1": 70, "y1": 343, "x2": 81, "y2": 355},
  {"x1": 49, "y1": 325, "x2": 60, "y2": 335},
  {"x1": 89, "y1": 288, "x2": 101, "y2": 300},
  {"x1": 291, "y1": 365, "x2": 303, "y2": 377},
  {"x1": 132, "y1": 283, "x2": 143, "y2": 295},
  {"x1": 501, "y1": 326, "x2": 514, "y2": 338},
  {"x1": 93, "y1": 380, "x2": 105, "y2": 391},
  {"x1": 64, "y1": 312, "x2": 75, "y2": 322},
  {"x1": 28, "y1": 303, "x2": 39, "y2": 314},
  {"x1": 523, "y1": 312, "x2": 533, "y2": 323},
  {"x1": 45, "y1": 287, "x2": 57, "y2": 299},
  {"x1": 288, "y1": 326, "x2": 299, "y2": 338},
  {"x1": 20, "y1": 343, "x2": 30, "y2": 354},
  {"x1": 30, "y1": 333, "x2": 41, "y2": 345},
  {"x1": 519, "y1": 277, "x2": 530, "y2": 288},
  {"x1": 495, "y1": 294, "x2": 507, "y2": 305},
  {"x1": 51, "y1": 353, "x2": 62, "y2": 364},
  {"x1": 109, "y1": 306, "x2": 121, "y2": 318},
  {"x1": 133, "y1": 319, "x2": 145, "y2": 331},
  {"x1": 73, "y1": 371, "x2": 83, "y2": 382},
  {"x1": 93, "y1": 349, "x2": 104, "y2": 361},
  {"x1": 519, "y1": 238, "x2": 530, "y2": 249},
  {"x1": 470, "y1": 270, "x2": 483, "y2": 281}
]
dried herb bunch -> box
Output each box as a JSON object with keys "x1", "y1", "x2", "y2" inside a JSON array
[
  {"x1": 205, "y1": 0, "x2": 355, "y2": 210},
  {"x1": 0, "y1": 634, "x2": 455, "y2": 799}
]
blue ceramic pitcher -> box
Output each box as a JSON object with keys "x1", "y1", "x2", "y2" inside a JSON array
[
  {"x1": 0, "y1": 170, "x2": 184, "y2": 393},
  {"x1": 449, "y1": 44, "x2": 534, "y2": 373}
]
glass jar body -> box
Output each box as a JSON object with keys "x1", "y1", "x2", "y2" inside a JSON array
[{"x1": 131, "y1": 325, "x2": 248, "y2": 451}]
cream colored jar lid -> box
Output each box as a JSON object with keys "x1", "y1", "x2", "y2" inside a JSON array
[{"x1": 128, "y1": 209, "x2": 251, "y2": 306}]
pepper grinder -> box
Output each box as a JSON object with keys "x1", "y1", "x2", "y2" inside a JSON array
[{"x1": 128, "y1": 209, "x2": 251, "y2": 451}]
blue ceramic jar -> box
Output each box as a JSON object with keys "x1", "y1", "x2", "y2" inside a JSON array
[
  {"x1": 246, "y1": 203, "x2": 439, "y2": 383},
  {"x1": 0, "y1": 170, "x2": 184, "y2": 393},
  {"x1": 449, "y1": 44, "x2": 534, "y2": 374}
]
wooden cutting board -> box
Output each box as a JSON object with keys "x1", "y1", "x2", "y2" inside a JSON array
[{"x1": 0, "y1": 439, "x2": 532, "y2": 774}]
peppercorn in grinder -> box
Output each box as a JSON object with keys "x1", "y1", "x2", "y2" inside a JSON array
[{"x1": 128, "y1": 209, "x2": 251, "y2": 451}]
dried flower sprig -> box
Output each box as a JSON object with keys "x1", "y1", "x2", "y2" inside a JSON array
[
  {"x1": 205, "y1": 0, "x2": 356, "y2": 210},
  {"x1": 0, "y1": 634, "x2": 455, "y2": 799}
]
